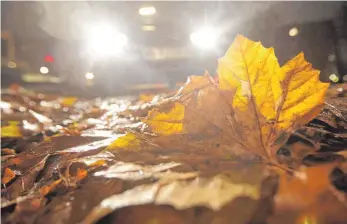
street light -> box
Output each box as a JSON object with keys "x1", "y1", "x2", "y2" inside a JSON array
[
  {"x1": 40, "y1": 66, "x2": 49, "y2": 74},
  {"x1": 289, "y1": 27, "x2": 299, "y2": 37},
  {"x1": 139, "y1": 6, "x2": 156, "y2": 16},
  {"x1": 190, "y1": 27, "x2": 218, "y2": 50},
  {"x1": 329, "y1": 74, "x2": 339, "y2": 83},
  {"x1": 86, "y1": 23, "x2": 128, "y2": 57},
  {"x1": 7, "y1": 61, "x2": 17, "y2": 68},
  {"x1": 85, "y1": 72, "x2": 94, "y2": 80},
  {"x1": 142, "y1": 25, "x2": 156, "y2": 32}
]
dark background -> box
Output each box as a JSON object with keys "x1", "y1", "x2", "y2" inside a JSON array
[{"x1": 1, "y1": 1, "x2": 347, "y2": 96}]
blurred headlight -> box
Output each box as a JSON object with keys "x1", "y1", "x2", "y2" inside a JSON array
[{"x1": 190, "y1": 27, "x2": 218, "y2": 50}]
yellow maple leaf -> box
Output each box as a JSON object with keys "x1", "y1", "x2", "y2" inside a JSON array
[
  {"x1": 106, "y1": 132, "x2": 158, "y2": 151},
  {"x1": 273, "y1": 52, "x2": 329, "y2": 130},
  {"x1": 216, "y1": 34, "x2": 329, "y2": 159},
  {"x1": 108, "y1": 35, "x2": 329, "y2": 163}
]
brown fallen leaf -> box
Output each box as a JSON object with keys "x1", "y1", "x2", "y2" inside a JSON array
[
  {"x1": 2, "y1": 167, "x2": 16, "y2": 184},
  {"x1": 4, "y1": 196, "x2": 47, "y2": 224},
  {"x1": 84, "y1": 176, "x2": 261, "y2": 223},
  {"x1": 84, "y1": 163, "x2": 270, "y2": 223},
  {"x1": 275, "y1": 164, "x2": 337, "y2": 208},
  {"x1": 1, "y1": 148, "x2": 17, "y2": 155},
  {"x1": 110, "y1": 205, "x2": 194, "y2": 224},
  {"x1": 270, "y1": 164, "x2": 347, "y2": 224},
  {"x1": 6, "y1": 155, "x2": 49, "y2": 199},
  {"x1": 60, "y1": 127, "x2": 81, "y2": 136}
]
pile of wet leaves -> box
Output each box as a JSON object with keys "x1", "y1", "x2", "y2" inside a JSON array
[
  {"x1": 2, "y1": 34, "x2": 347, "y2": 224},
  {"x1": 1, "y1": 84, "x2": 346, "y2": 224}
]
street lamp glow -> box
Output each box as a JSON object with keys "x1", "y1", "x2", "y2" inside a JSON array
[
  {"x1": 8, "y1": 61, "x2": 17, "y2": 68},
  {"x1": 142, "y1": 25, "x2": 156, "y2": 32},
  {"x1": 190, "y1": 27, "x2": 218, "y2": 50},
  {"x1": 329, "y1": 74, "x2": 339, "y2": 83},
  {"x1": 139, "y1": 6, "x2": 156, "y2": 16},
  {"x1": 289, "y1": 27, "x2": 299, "y2": 37},
  {"x1": 40, "y1": 66, "x2": 49, "y2": 74},
  {"x1": 87, "y1": 23, "x2": 128, "y2": 57},
  {"x1": 85, "y1": 72, "x2": 94, "y2": 80}
]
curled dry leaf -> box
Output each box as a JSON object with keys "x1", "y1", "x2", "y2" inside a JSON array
[
  {"x1": 6, "y1": 155, "x2": 49, "y2": 199},
  {"x1": 84, "y1": 165, "x2": 269, "y2": 224},
  {"x1": 2, "y1": 167, "x2": 16, "y2": 184},
  {"x1": 108, "y1": 35, "x2": 329, "y2": 163}
]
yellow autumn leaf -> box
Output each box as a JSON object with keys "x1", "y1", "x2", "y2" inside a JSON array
[
  {"x1": 139, "y1": 94, "x2": 155, "y2": 102},
  {"x1": 217, "y1": 34, "x2": 329, "y2": 159},
  {"x1": 145, "y1": 102, "x2": 184, "y2": 135},
  {"x1": 106, "y1": 133, "x2": 156, "y2": 151},
  {"x1": 109, "y1": 75, "x2": 254, "y2": 158},
  {"x1": 60, "y1": 97, "x2": 77, "y2": 107},
  {"x1": 218, "y1": 34, "x2": 279, "y2": 119},
  {"x1": 1, "y1": 121, "x2": 22, "y2": 138},
  {"x1": 145, "y1": 75, "x2": 233, "y2": 136},
  {"x1": 108, "y1": 35, "x2": 329, "y2": 163},
  {"x1": 273, "y1": 52, "x2": 329, "y2": 130}
]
